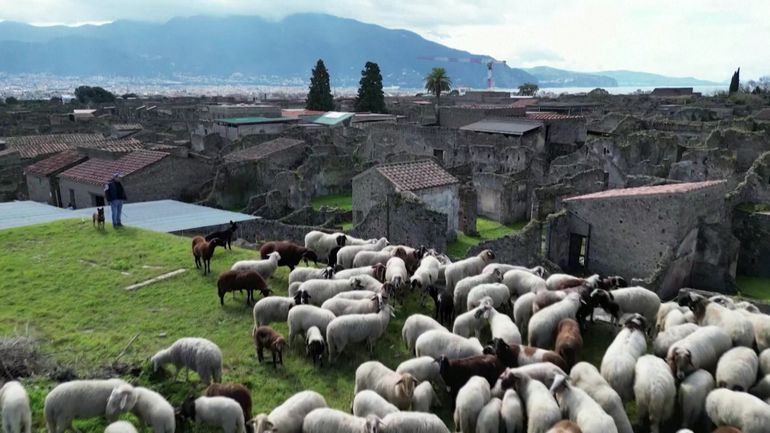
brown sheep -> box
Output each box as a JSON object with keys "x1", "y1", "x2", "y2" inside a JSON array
[
  {"x1": 205, "y1": 220, "x2": 238, "y2": 250},
  {"x1": 259, "y1": 241, "x2": 319, "y2": 271},
  {"x1": 554, "y1": 318, "x2": 583, "y2": 369},
  {"x1": 254, "y1": 326, "x2": 286, "y2": 367},
  {"x1": 437, "y1": 354, "x2": 505, "y2": 406},
  {"x1": 192, "y1": 236, "x2": 226, "y2": 275},
  {"x1": 204, "y1": 383, "x2": 253, "y2": 430},
  {"x1": 547, "y1": 420, "x2": 583, "y2": 433},
  {"x1": 485, "y1": 338, "x2": 568, "y2": 371},
  {"x1": 217, "y1": 270, "x2": 272, "y2": 306}
]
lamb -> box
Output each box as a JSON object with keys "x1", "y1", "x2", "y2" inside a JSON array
[
  {"x1": 354, "y1": 361, "x2": 419, "y2": 410},
  {"x1": 500, "y1": 389, "x2": 524, "y2": 433},
  {"x1": 706, "y1": 388, "x2": 770, "y2": 433},
  {"x1": 600, "y1": 314, "x2": 648, "y2": 402},
  {"x1": 715, "y1": 347, "x2": 758, "y2": 391},
  {"x1": 326, "y1": 304, "x2": 394, "y2": 360},
  {"x1": 476, "y1": 398, "x2": 502, "y2": 433},
  {"x1": 296, "y1": 277, "x2": 360, "y2": 306},
  {"x1": 252, "y1": 293, "x2": 306, "y2": 328},
  {"x1": 453, "y1": 376, "x2": 491, "y2": 433},
  {"x1": 321, "y1": 292, "x2": 386, "y2": 317},
  {"x1": 549, "y1": 374, "x2": 618, "y2": 433},
  {"x1": 453, "y1": 304, "x2": 491, "y2": 339},
  {"x1": 217, "y1": 270, "x2": 271, "y2": 306},
  {"x1": 150, "y1": 337, "x2": 222, "y2": 384},
  {"x1": 666, "y1": 325, "x2": 733, "y2": 380},
  {"x1": 401, "y1": 314, "x2": 447, "y2": 354},
  {"x1": 497, "y1": 370, "x2": 560, "y2": 433},
  {"x1": 44, "y1": 379, "x2": 128, "y2": 433},
  {"x1": 231, "y1": 251, "x2": 281, "y2": 281},
  {"x1": 250, "y1": 390, "x2": 327, "y2": 433},
  {"x1": 634, "y1": 355, "x2": 677, "y2": 433},
  {"x1": 396, "y1": 357, "x2": 443, "y2": 384},
  {"x1": 334, "y1": 264, "x2": 386, "y2": 281},
  {"x1": 569, "y1": 362, "x2": 633, "y2": 433},
  {"x1": 513, "y1": 292, "x2": 536, "y2": 338},
  {"x1": 178, "y1": 396, "x2": 245, "y2": 433},
  {"x1": 437, "y1": 354, "x2": 506, "y2": 402},
  {"x1": 259, "y1": 241, "x2": 318, "y2": 270},
  {"x1": 287, "y1": 305, "x2": 336, "y2": 344},
  {"x1": 192, "y1": 236, "x2": 226, "y2": 275},
  {"x1": 503, "y1": 269, "x2": 547, "y2": 297},
  {"x1": 528, "y1": 292, "x2": 581, "y2": 349},
  {"x1": 485, "y1": 306, "x2": 522, "y2": 346},
  {"x1": 652, "y1": 323, "x2": 699, "y2": 358},
  {"x1": 553, "y1": 319, "x2": 582, "y2": 369},
  {"x1": 427, "y1": 285, "x2": 454, "y2": 327},
  {"x1": 737, "y1": 308, "x2": 770, "y2": 351},
  {"x1": 683, "y1": 292, "x2": 754, "y2": 347},
  {"x1": 352, "y1": 390, "x2": 399, "y2": 419},
  {"x1": 104, "y1": 421, "x2": 137, "y2": 433},
  {"x1": 304, "y1": 231, "x2": 347, "y2": 263},
  {"x1": 0, "y1": 381, "x2": 31, "y2": 433},
  {"x1": 415, "y1": 329, "x2": 483, "y2": 360},
  {"x1": 487, "y1": 339, "x2": 567, "y2": 372},
  {"x1": 204, "y1": 384, "x2": 252, "y2": 429},
  {"x1": 445, "y1": 249, "x2": 496, "y2": 296},
  {"x1": 104, "y1": 384, "x2": 175, "y2": 433},
  {"x1": 467, "y1": 283, "x2": 512, "y2": 312},
  {"x1": 678, "y1": 369, "x2": 715, "y2": 431},
  {"x1": 379, "y1": 412, "x2": 449, "y2": 433},
  {"x1": 302, "y1": 409, "x2": 380, "y2": 433},
  {"x1": 591, "y1": 286, "x2": 661, "y2": 330},
  {"x1": 411, "y1": 381, "x2": 439, "y2": 412},
  {"x1": 410, "y1": 255, "x2": 441, "y2": 293},
  {"x1": 205, "y1": 220, "x2": 237, "y2": 250},
  {"x1": 336, "y1": 238, "x2": 390, "y2": 269},
  {"x1": 288, "y1": 266, "x2": 337, "y2": 285},
  {"x1": 385, "y1": 257, "x2": 409, "y2": 301},
  {"x1": 253, "y1": 326, "x2": 287, "y2": 367},
  {"x1": 453, "y1": 268, "x2": 503, "y2": 315}
]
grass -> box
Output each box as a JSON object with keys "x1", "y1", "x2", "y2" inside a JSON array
[
  {"x1": 310, "y1": 194, "x2": 353, "y2": 211},
  {"x1": 446, "y1": 217, "x2": 527, "y2": 260},
  {"x1": 736, "y1": 275, "x2": 770, "y2": 301}
]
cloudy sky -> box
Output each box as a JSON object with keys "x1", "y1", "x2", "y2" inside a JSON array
[{"x1": 1, "y1": 0, "x2": 768, "y2": 81}]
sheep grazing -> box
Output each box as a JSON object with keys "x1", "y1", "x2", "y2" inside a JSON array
[
  {"x1": 289, "y1": 266, "x2": 338, "y2": 285},
  {"x1": 382, "y1": 244, "x2": 424, "y2": 273},
  {"x1": 385, "y1": 256, "x2": 408, "y2": 302},
  {"x1": 104, "y1": 384, "x2": 175, "y2": 433},
  {"x1": 411, "y1": 381, "x2": 438, "y2": 412},
  {"x1": 497, "y1": 369, "x2": 561, "y2": 433},
  {"x1": 634, "y1": 355, "x2": 676, "y2": 433},
  {"x1": 485, "y1": 305, "x2": 523, "y2": 346},
  {"x1": 467, "y1": 283, "x2": 511, "y2": 312},
  {"x1": 716, "y1": 347, "x2": 758, "y2": 391},
  {"x1": 549, "y1": 374, "x2": 618, "y2": 433},
  {"x1": 591, "y1": 286, "x2": 661, "y2": 331},
  {"x1": 476, "y1": 397, "x2": 502, "y2": 433},
  {"x1": 678, "y1": 369, "x2": 715, "y2": 432},
  {"x1": 553, "y1": 318, "x2": 582, "y2": 369},
  {"x1": 600, "y1": 314, "x2": 648, "y2": 402},
  {"x1": 178, "y1": 396, "x2": 245, "y2": 433},
  {"x1": 445, "y1": 249, "x2": 496, "y2": 295},
  {"x1": 203, "y1": 384, "x2": 252, "y2": 430},
  {"x1": 682, "y1": 292, "x2": 755, "y2": 347},
  {"x1": 321, "y1": 292, "x2": 386, "y2": 317},
  {"x1": 354, "y1": 361, "x2": 419, "y2": 410},
  {"x1": 252, "y1": 293, "x2": 305, "y2": 328},
  {"x1": 304, "y1": 231, "x2": 347, "y2": 263},
  {"x1": 192, "y1": 236, "x2": 226, "y2": 275},
  {"x1": 253, "y1": 326, "x2": 286, "y2": 367},
  {"x1": 652, "y1": 322, "x2": 699, "y2": 358},
  {"x1": 503, "y1": 269, "x2": 547, "y2": 297},
  {"x1": 44, "y1": 379, "x2": 128, "y2": 433},
  {"x1": 500, "y1": 389, "x2": 523, "y2": 433},
  {"x1": 423, "y1": 285, "x2": 452, "y2": 327},
  {"x1": 415, "y1": 329, "x2": 483, "y2": 360},
  {"x1": 666, "y1": 325, "x2": 732, "y2": 380},
  {"x1": 326, "y1": 305, "x2": 393, "y2": 360},
  {"x1": 217, "y1": 270, "x2": 271, "y2": 306},
  {"x1": 104, "y1": 421, "x2": 137, "y2": 433},
  {"x1": 453, "y1": 269, "x2": 503, "y2": 315},
  {"x1": 513, "y1": 292, "x2": 536, "y2": 338},
  {"x1": 569, "y1": 362, "x2": 633, "y2": 433},
  {"x1": 488, "y1": 339, "x2": 567, "y2": 371},
  {"x1": 296, "y1": 277, "x2": 361, "y2": 306},
  {"x1": 706, "y1": 388, "x2": 770, "y2": 433},
  {"x1": 336, "y1": 238, "x2": 390, "y2": 269},
  {"x1": 334, "y1": 264, "x2": 387, "y2": 281},
  {"x1": 437, "y1": 354, "x2": 505, "y2": 402},
  {"x1": 379, "y1": 412, "x2": 449, "y2": 433},
  {"x1": 0, "y1": 381, "x2": 31, "y2": 433},
  {"x1": 303, "y1": 326, "x2": 325, "y2": 367},
  {"x1": 453, "y1": 376, "x2": 491, "y2": 433},
  {"x1": 396, "y1": 357, "x2": 442, "y2": 385},
  {"x1": 205, "y1": 220, "x2": 237, "y2": 250},
  {"x1": 453, "y1": 304, "x2": 491, "y2": 339},
  {"x1": 496, "y1": 363, "x2": 568, "y2": 395},
  {"x1": 259, "y1": 241, "x2": 318, "y2": 271},
  {"x1": 231, "y1": 252, "x2": 281, "y2": 281},
  {"x1": 250, "y1": 390, "x2": 327, "y2": 433},
  {"x1": 150, "y1": 337, "x2": 222, "y2": 384},
  {"x1": 352, "y1": 390, "x2": 399, "y2": 419},
  {"x1": 287, "y1": 304, "x2": 336, "y2": 344},
  {"x1": 410, "y1": 255, "x2": 440, "y2": 294},
  {"x1": 401, "y1": 314, "x2": 446, "y2": 354},
  {"x1": 301, "y1": 408, "x2": 380, "y2": 433},
  {"x1": 528, "y1": 292, "x2": 581, "y2": 349}
]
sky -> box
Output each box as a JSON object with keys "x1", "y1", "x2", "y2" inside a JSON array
[{"x1": 0, "y1": 0, "x2": 768, "y2": 82}]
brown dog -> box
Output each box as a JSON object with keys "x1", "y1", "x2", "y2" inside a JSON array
[{"x1": 92, "y1": 207, "x2": 105, "y2": 229}]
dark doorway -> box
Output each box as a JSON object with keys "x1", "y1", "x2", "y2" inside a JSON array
[
  {"x1": 92, "y1": 194, "x2": 105, "y2": 207},
  {"x1": 568, "y1": 233, "x2": 588, "y2": 272},
  {"x1": 433, "y1": 148, "x2": 445, "y2": 164}
]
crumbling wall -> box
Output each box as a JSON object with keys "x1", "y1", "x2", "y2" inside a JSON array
[
  {"x1": 0, "y1": 150, "x2": 23, "y2": 201},
  {"x1": 531, "y1": 168, "x2": 607, "y2": 220},
  {"x1": 472, "y1": 172, "x2": 529, "y2": 223},
  {"x1": 468, "y1": 220, "x2": 544, "y2": 268},
  {"x1": 458, "y1": 184, "x2": 478, "y2": 235},
  {"x1": 732, "y1": 210, "x2": 770, "y2": 278},
  {"x1": 706, "y1": 128, "x2": 770, "y2": 172},
  {"x1": 728, "y1": 151, "x2": 770, "y2": 206}
]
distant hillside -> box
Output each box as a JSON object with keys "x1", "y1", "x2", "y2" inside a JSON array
[
  {"x1": 523, "y1": 66, "x2": 617, "y2": 88},
  {"x1": 596, "y1": 70, "x2": 724, "y2": 87}
]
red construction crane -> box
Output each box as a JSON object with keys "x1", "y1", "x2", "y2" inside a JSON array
[{"x1": 418, "y1": 56, "x2": 507, "y2": 89}]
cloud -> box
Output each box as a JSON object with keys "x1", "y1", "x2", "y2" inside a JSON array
[{"x1": 514, "y1": 49, "x2": 565, "y2": 64}]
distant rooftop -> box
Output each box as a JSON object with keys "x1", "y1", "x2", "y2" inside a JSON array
[
  {"x1": 224, "y1": 138, "x2": 306, "y2": 163},
  {"x1": 650, "y1": 87, "x2": 695, "y2": 97},
  {"x1": 281, "y1": 109, "x2": 325, "y2": 118},
  {"x1": 313, "y1": 111, "x2": 355, "y2": 126},
  {"x1": 526, "y1": 111, "x2": 584, "y2": 121},
  {"x1": 24, "y1": 150, "x2": 87, "y2": 177},
  {"x1": 215, "y1": 116, "x2": 298, "y2": 126},
  {"x1": 375, "y1": 159, "x2": 459, "y2": 192},
  {"x1": 111, "y1": 123, "x2": 143, "y2": 131},
  {"x1": 460, "y1": 118, "x2": 543, "y2": 136},
  {"x1": 564, "y1": 180, "x2": 725, "y2": 201},
  {"x1": 3, "y1": 133, "x2": 106, "y2": 159},
  {"x1": 59, "y1": 150, "x2": 169, "y2": 185}
]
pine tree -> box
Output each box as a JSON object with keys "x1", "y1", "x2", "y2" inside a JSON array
[
  {"x1": 306, "y1": 59, "x2": 334, "y2": 111},
  {"x1": 729, "y1": 67, "x2": 740, "y2": 94},
  {"x1": 354, "y1": 62, "x2": 386, "y2": 113}
]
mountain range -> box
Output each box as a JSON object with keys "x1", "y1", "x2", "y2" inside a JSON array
[{"x1": 0, "y1": 14, "x2": 723, "y2": 89}]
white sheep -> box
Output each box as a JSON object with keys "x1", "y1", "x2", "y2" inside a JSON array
[
  {"x1": 180, "y1": 396, "x2": 244, "y2": 433},
  {"x1": 666, "y1": 325, "x2": 733, "y2": 380},
  {"x1": 453, "y1": 305, "x2": 490, "y2": 339},
  {"x1": 352, "y1": 390, "x2": 399, "y2": 419},
  {"x1": 549, "y1": 374, "x2": 618, "y2": 433},
  {"x1": 496, "y1": 363, "x2": 568, "y2": 393},
  {"x1": 486, "y1": 306, "x2": 522, "y2": 346},
  {"x1": 503, "y1": 270, "x2": 547, "y2": 297},
  {"x1": 44, "y1": 379, "x2": 128, "y2": 433},
  {"x1": 401, "y1": 314, "x2": 446, "y2": 354},
  {"x1": 0, "y1": 381, "x2": 31, "y2": 433},
  {"x1": 484, "y1": 264, "x2": 545, "y2": 277},
  {"x1": 287, "y1": 304, "x2": 337, "y2": 344},
  {"x1": 380, "y1": 412, "x2": 449, "y2": 433},
  {"x1": 594, "y1": 286, "x2": 661, "y2": 329},
  {"x1": 600, "y1": 314, "x2": 647, "y2": 402},
  {"x1": 453, "y1": 269, "x2": 503, "y2": 315},
  {"x1": 321, "y1": 293, "x2": 384, "y2": 317},
  {"x1": 306, "y1": 326, "x2": 325, "y2": 366},
  {"x1": 527, "y1": 292, "x2": 580, "y2": 349},
  {"x1": 396, "y1": 356, "x2": 442, "y2": 384},
  {"x1": 231, "y1": 251, "x2": 280, "y2": 280},
  {"x1": 736, "y1": 301, "x2": 761, "y2": 313},
  {"x1": 761, "y1": 348, "x2": 770, "y2": 376},
  {"x1": 513, "y1": 292, "x2": 536, "y2": 338},
  {"x1": 500, "y1": 389, "x2": 523, "y2": 433},
  {"x1": 326, "y1": 305, "x2": 393, "y2": 360},
  {"x1": 104, "y1": 421, "x2": 137, "y2": 433},
  {"x1": 414, "y1": 330, "x2": 483, "y2": 360},
  {"x1": 737, "y1": 308, "x2": 770, "y2": 351},
  {"x1": 445, "y1": 249, "x2": 496, "y2": 297},
  {"x1": 252, "y1": 296, "x2": 298, "y2": 327},
  {"x1": 334, "y1": 265, "x2": 384, "y2": 281},
  {"x1": 476, "y1": 397, "x2": 502, "y2": 433},
  {"x1": 385, "y1": 256, "x2": 408, "y2": 291},
  {"x1": 337, "y1": 238, "x2": 389, "y2": 269},
  {"x1": 411, "y1": 381, "x2": 439, "y2": 412},
  {"x1": 634, "y1": 355, "x2": 676, "y2": 433},
  {"x1": 454, "y1": 376, "x2": 491, "y2": 433},
  {"x1": 678, "y1": 369, "x2": 714, "y2": 431},
  {"x1": 545, "y1": 273, "x2": 595, "y2": 291},
  {"x1": 467, "y1": 283, "x2": 511, "y2": 311},
  {"x1": 687, "y1": 293, "x2": 755, "y2": 347},
  {"x1": 353, "y1": 250, "x2": 394, "y2": 268},
  {"x1": 302, "y1": 408, "x2": 380, "y2": 433},
  {"x1": 410, "y1": 255, "x2": 440, "y2": 291},
  {"x1": 716, "y1": 346, "x2": 759, "y2": 391},
  {"x1": 655, "y1": 301, "x2": 686, "y2": 333},
  {"x1": 569, "y1": 362, "x2": 632, "y2": 433},
  {"x1": 289, "y1": 266, "x2": 336, "y2": 285},
  {"x1": 251, "y1": 390, "x2": 327, "y2": 433},
  {"x1": 104, "y1": 384, "x2": 174, "y2": 433},
  {"x1": 297, "y1": 278, "x2": 360, "y2": 306},
  {"x1": 706, "y1": 388, "x2": 770, "y2": 433},
  {"x1": 150, "y1": 337, "x2": 222, "y2": 384},
  {"x1": 652, "y1": 323, "x2": 699, "y2": 358},
  {"x1": 354, "y1": 361, "x2": 419, "y2": 410},
  {"x1": 304, "y1": 231, "x2": 347, "y2": 263},
  {"x1": 499, "y1": 370, "x2": 560, "y2": 433}
]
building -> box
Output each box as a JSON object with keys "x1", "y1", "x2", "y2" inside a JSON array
[
  {"x1": 213, "y1": 117, "x2": 300, "y2": 140},
  {"x1": 352, "y1": 159, "x2": 460, "y2": 238},
  {"x1": 205, "y1": 104, "x2": 281, "y2": 120},
  {"x1": 312, "y1": 112, "x2": 355, "y2": 127},
  {"x1": 110, "y1": 123, "x2": 143, "y2": 138},
  {"x1": 650, "y1": 87, "x2": 700, "y2": 98},
  {"x1": 2, "y1": 133, "x2": 109, "y2": 161},
  {"x1": 24, "y1": 150, "x2": 88, "y2": 206}
]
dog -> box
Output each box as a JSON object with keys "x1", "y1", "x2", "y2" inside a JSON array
[{"x1": 92, "y1": 207, "x2": 105, "y2": 229}]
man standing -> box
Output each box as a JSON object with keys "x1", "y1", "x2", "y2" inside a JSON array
[{"x1": 104, "y1": 173, "x2": 127, "y2": 228}]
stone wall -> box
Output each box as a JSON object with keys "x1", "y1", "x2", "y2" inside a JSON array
[
  {"x1": 531, "y1": 168, "x2": 607, "y2": 220},
  {"x1": 728, "y1": 151, "x2": 770, "y2": 206},
  {"x1": 416, "y1": 184, "x2": 460, "y2": 239},
  {"x1": 26, "y1": 173, "x2": 51, "y2": 204},
  {"x1": 472, "y1": 172, "x2": 529, "y2": 223},
  {"x1": 174, "y1": 217, "x2": 336, "y2": 246},
  {"x1": 467, "y1": 220, "x2": 544, "y2": 267},
  {"x1": 733, "y1": 210, "x2": 770, "y2": 277},
  {"x1": 458, "y1": 184, "x2": 478, "y2": 235},
  {"x1": 0, "y1": 150, "x2": 22, "y2": 201},
  {"x1": 439, "y1": 106, "x2": 525, "y2": 129}
]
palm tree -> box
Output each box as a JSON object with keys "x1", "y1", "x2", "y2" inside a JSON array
[{"x1": 424, "y1": 67, "x2": 451, "y2": 123}]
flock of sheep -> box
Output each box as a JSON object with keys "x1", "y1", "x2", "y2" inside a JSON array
[{"x1": 3, "y1": 226, "x2": 770, "y2": 433}]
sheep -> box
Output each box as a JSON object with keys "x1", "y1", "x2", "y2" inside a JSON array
[
  {"x1": 259, "y1": 241, "x2": 318, "y2": 270},
  {"x1": 354, "y1": 361, "x2": 419, "y2": 410},
  {"x1": 503, "y1": 269, "x2": 547, "y2": 297},
  {"x1": 252, "y1": 293, "x2": 306, "y2": 329},
  {"x1": 401, "y1": 314, "x2": 446, "y2": 353},
  {"x1": 302, "y1": 408, "x2": 380, "y2": 433},
  {"x1": 453, "y1": 269, "x2": 503, "y2": 315},
  {"x1": 336, "y1": 238, "x2": 390, "y2": 269},
  {"x1": 706, "y1": 388, "x2": 770, "y2": 433},
  {"x1": 250, "y1": 390, "x2": 327, "y2": 433},
  {"x1": 545, "y1": 421, "x2": 582, "y2": 433},
  {"x1": 659, "y1": 308, "x2": 691, "y2": 332},
  {"x1": 591, "y1": 286, "x2": 661, "y2": 331},
  {"x1": 304, "y1": 231, "x2": 347, "y2": 263},
  {"x1": 497, "y1": 369, "x2": 561, "y2": 433},
  {"x1": 652, "y1": 322, "x2": 699, "y2": 358},
  {"x1": 716, "y1": 347, "x2": 759, "y2": 391},
  {"x1": 410, "y1": 255, "x2": 440, "y2": 293},
  {"x1": 379, "y1": 412, "x2": 449, "y2": 433},
  {"x1": 453, "y1": 304, "x2": 491, "y2": 339},
  {"x1": 528, "y1": 292, "x2": 581, "y2": 349},
  {"x1": 288, "y1": 266, "x2": 337, "y2": 285},
  {"x1": 178, "y1": 396, "x2": 245, "y2": 433},
  {"x1": 322, "y1": 292, "x2": 386, "y2": 317},
  {"x1": 553, "y1": 319, "x2": 582, "y2": 369},
  {"x1": 485, "y1": 306, "x2": 522, "y2": 346},
  {"x1": 656, "y1": 301, "x2": 687, "y2": 333},
  {"x1": 737, "y1": 308, "x2": 770, "y2": 351},
  {"x1": 253, "y1": 326, "x2": 286, "y2": 367},
  {"x1": 295, "y1": 278, "x2": 360, "y2": 306},
  {"x1": 496, "y1": 363, "x2": 568, "y2": 391},
  {"x1": 453, "y1": 376, "x2": 491, "y2": 433},
  {"x1": 205, "y1": 220, "x2": 237, "y2": 250},
  {"x1": 352, "y1": 390, "x2": 400, "y2": 419},
  {"x1": 666, "y1": 325, "x2": 733, "y2": 380},
  {"x1": 549, "y1": 374, "x2": 618, "y2": 433},
  {"x1": 0, "y1": 381, "x2": 31, "y2": 433},
  {"x1": 150, "y1": 337, "x2": 222, "y2": 384},
  {"x1": 104, "y1": 384, "x2": 175, "y2": 433},
  {"x1": 192, "y1": 236, "x2": 226, "y2": 275},
  {"x1": 415, "y1": 329, "x2": 483, "y2": 360},
  {"x1": 217, "y1": 270, "x2": 271, "y2": 306},
  {"x1": 104, "y1": 421, "x2": 137, "y2": 433},
  {"x1": 203, "y1": 384, "x2": 252, "y2": 430},
  {"x1": 411, "y1": 381, "x2": 439, "y2": 412},
  {"x1": 683, "y1": 292, "x2": 755, "y2": 347},
  {"x1": 231, "y1": 252, "x2": 281, "y2": 281},
  {"x1": 396, "y1": 357, "x2": 442, "y2": 385},
  {"x1": 484, "y1": 264, "x2": 546, "y2": 278},
  {"x1": 476, "y1": 397, "x2": 502, "y2": 433},
  {"x1": 487, "y1": 339, "x2": 567, "y2": 372},
  {"x1": 326, "y1": 304, "x2": 394, "y2": 360},
  {"x1": 467, "y1": 283, "x2": 512, "y2": 312},
  {"x1": 287, "y1": 305, "x2": 336, "y2": 344},
  {"x1": 446, "y1": 249, "x2": 496, "y2": 295},
  {"x1": 678, "y1": 369, "x2": 715, "y2": 431},
  {"x1": 426, "y1": 285, "x2": 454, "y2": 327},
  {"x1": 437, "y1": 354, "x2": 505, "y2": 403},
  {"x1": 634, "y1": 355, "x2": 676, "y2": 433},
  {"x1": 500, "y1": 388, "x2": 524, "y2": 433},
  {"x1": 301, "y1": 326, "x2": 325, "y2": 367},
  {"x1": 569, "y1": 362, "x2": 633, "y2": 433},
  {"x1": 736, "y1": 301, "x2": 760, "y2": 313},
  {"x1": 334, "y1": 264, "x2": 386, "y2": 281},
  {"x1": 44, "y1": 379, "x2": 128, "y2": 433},
  {"x1": 353, "y1": 248, "x2": 404, "y2": 268},
  {"x1": 599, "y1": 314, "x2": 648, "y2": 402},
  {"x1": 545, "y1": 273, "x2": 597, "y2": 291},
  {"x1": 381, "y1": 244, "x2": 424, "y2": 273},
  {"x1": 761, "y1": 348, "x2": 770, "y2": 376},
  {"x1": 513, "y1": 292, "x2": 536, "y2": 338},
  {"x1": 385, "y1": 256, "x2": 408, "y2": 299}
]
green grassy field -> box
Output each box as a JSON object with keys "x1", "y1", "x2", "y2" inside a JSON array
[
  {"x1": 446, "y1": 218, "x2": 527, "y2": 260},
  {"x1": 737, "y1": 275, "x2": 770, "y2": 301},
  {"x1": 310, "y1": 194, "x2": 353, "y2": 211}
]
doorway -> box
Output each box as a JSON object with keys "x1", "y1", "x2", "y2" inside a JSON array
[
  {"x1": 568, "y1": 233, "x2": 588, "y2": 272},
  {"x1": 91, "y1": 194, "x2": 105, "y2": 207}
]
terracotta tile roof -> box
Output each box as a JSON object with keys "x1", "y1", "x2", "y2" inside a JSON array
[
  {"x1": 24, "y1": 150, "x2": 87, "y2": 177},
  {"x1": 375, "y1": 159, "x2": 459, "y2": 192},
  {"x1": 3, "y1": 133, "x2": 106, "y2": 159},
  {"x1": 224, "y1": 138, "x2": 306, "y2": 163},
  {"x1": 564, "y1": 180, "x2": 725, "y2": 201},
  {"x1": 526, "y1": 111, "x2": 584, "y2": 121},
  {"x1": 59, "y1": 150, "x2": 169, "y2": 185},
  {"x1": 93, "y1": 139, "x2": 144, "y2": 153}
]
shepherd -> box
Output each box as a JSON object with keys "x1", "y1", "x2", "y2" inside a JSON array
[{"x1": 104, "y1": 172, "x2": 127, "y2": 228}]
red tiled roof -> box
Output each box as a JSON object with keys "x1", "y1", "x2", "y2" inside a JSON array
[
  {"x1": 93, "y1": 139, "x2": 144, "y2": 153},
  {"x1": 564, "y1": 180, "x2": 725, "y2": 201},
  {"x1": 526, "y1": 111, "x2": 584, "y2": 121},
  {"x1": 59, "y1": 150, "x2": 169, "y2": 185},
  {"x1": 281, "y1": 109, "x2": 325, "y2": 118},
  {"x1": 24, "y1": 150, "x2": 87, "y2": 177},
  {"x1": 3, "y1": 133, "x2": 106, "y2": 159},
  {"x1": 224, "y1": 138, "x2": 306, "y2": 163},
  {"x1": 375, "y1": 159, "x2": 459, "y2": 192}
]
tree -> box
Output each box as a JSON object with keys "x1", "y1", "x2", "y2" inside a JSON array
[
  {"x1": 729, "y1": 68, "x2": 740, "y2": 94},
  {"x1": 75, "y1": 86, "x2": 115, "y2": 104},
  {"x1": 518, "y1": 83, "x2": 539, "y2": 96},
  {"x1": 424, "y1": 67, "x2": 451, "y2": 124},
  {"x1": 4, "y1": 96, "x2": 18, "y2": 105},
  {"x1": 306, "y1": 59, "x2": 334, "y2": 111},
  {"x1": 354, "y1": 62, "x2": 386, "y2": 113}
]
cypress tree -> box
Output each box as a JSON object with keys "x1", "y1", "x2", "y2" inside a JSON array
[
  {"x1": 306, "y1": 59, "x2": 334, "y2": 111},
  {"x1": 729, "y1": 67, "x2": 740, "y2": 94},
  {"x1": 354, "y1": 61, "x2": 386, "y2": 113}
]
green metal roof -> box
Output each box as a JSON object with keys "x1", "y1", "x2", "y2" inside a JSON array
[
  {"x1": 217, "y1": 116, "x2": 297, "y2": 125},
  {"x1": 312, "y1": 111, "x2": 354, "y2": 126}
]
